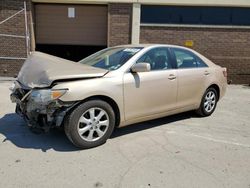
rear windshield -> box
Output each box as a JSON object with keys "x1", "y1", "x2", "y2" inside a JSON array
[{"x1": 79, "y1": 47, "x2": 143, "y2": 71}]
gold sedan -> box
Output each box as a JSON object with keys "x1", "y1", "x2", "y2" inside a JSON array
[{"x1": 10, "y1": 44, "x2": 227, "y2": 148}]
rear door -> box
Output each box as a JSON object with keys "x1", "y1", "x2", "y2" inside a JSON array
[{"x1": 170, "y1": 48, "x2": 210, "y2": 108}]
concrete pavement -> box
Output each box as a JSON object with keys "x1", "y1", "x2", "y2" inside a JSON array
[{"x1": 0, "y1": 81, "x2": 250, "y2": 188}]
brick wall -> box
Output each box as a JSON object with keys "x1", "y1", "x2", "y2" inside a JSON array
[
  {"x1": 0, "y1": 0, "x2": 31, "y2": 77},
  {"x1": 140, "y1": 26, "x2": 250, "y2": 84},
  {"x1": 2, "y1": 1, "x2": 249, "y2": 84},
  {"x1": 108, "y1": 3, "x2": 132, "y2": 47}
]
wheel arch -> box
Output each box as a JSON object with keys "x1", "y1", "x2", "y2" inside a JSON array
[{"x1": 207, "y1": 84, "x2": 220, "y2": 100}]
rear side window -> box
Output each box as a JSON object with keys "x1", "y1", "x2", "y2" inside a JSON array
[{"x1": 172, "y1": 48, "x2": 208, "y2": 69}]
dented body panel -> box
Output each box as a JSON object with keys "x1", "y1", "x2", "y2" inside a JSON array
[{"x1": 18, "y1": 52, "x2": 108, "y2": 88}]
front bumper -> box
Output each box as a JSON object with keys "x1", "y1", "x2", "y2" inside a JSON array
[{"x1": 10, "y1": 86, "x2": 76, "y2": 132}]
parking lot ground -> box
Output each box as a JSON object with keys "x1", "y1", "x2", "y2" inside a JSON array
[{"x1": 0, "y1": 81, "x2": 250, "y2": 188}]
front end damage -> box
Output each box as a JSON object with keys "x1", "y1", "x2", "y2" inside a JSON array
[
  {"x1": 9, "y1": 51, "x2": 108, "y2": 133},
  {"x1": 10, "y1": 81, "x2": 77, "y2": 132}
]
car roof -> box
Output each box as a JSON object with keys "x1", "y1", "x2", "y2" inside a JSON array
[{"x1": 116, "y1": 44, "x2": 216, "y2": 67}]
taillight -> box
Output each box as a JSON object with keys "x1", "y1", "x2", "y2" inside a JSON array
[{"x1": 222, "y1": 68, "x2": 227, "y2": 77}]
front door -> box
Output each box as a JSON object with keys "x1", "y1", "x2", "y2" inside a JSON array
[{"x1": 123, "y1": 47, "x2": 178, "y2": 121}]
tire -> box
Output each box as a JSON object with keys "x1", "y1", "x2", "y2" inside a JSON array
[
  {"x1": 64, "y1": 100, "x2": 115, "y2": 149},
  {"x1": 196, "y1": 87, "x2": 218, "y2": 117}
]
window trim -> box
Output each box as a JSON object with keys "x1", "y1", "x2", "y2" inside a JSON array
[
  {"x1": 130, "y1": 47, "x2": 176, "y2": 72},
  {"x1": 170, "y1": 47, "x2": 208, "y2": 69}
]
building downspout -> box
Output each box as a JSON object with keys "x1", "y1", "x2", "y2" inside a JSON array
[{"x1": 29, "y1": 9, "x2": 36, "y2": 52}]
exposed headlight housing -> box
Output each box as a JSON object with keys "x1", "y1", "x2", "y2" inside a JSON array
[
  {"x1": 9, "y1": 81, "x2": 20, "y2": 92},
  {"x1": 30, "y1": 89, "x2": 68, "y2": 103}
]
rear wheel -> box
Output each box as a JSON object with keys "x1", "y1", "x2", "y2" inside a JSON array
[
  {"x1": 196, "y1": 88, "x2": 218, "y2": 117},
  {"x1": 64, "y1": 100, "x2": 115, "y2": 149}
]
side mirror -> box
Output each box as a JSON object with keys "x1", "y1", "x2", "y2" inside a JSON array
[{"x1": 131, "y1": 63, "x2": 151, "y2": 73}]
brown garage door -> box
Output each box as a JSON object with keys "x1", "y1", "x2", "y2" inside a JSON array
[{"x1": 35, "y1": 4, "x2": 107, "y2": 45}]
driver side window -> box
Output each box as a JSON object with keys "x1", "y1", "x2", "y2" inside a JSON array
[{"x1": 136, "y1": 47, "x2": 172, "y2": 71}]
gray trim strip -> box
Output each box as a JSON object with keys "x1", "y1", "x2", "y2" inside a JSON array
[
  {"x1": 0, "y1": 57, "x2": 27, "y2": 60},
  {"x1": 141, "y1": 23, "x2": 250, "y2": 29},
  {"x1": 0, "y1": 34, "x2": 26, "y2": 38}
]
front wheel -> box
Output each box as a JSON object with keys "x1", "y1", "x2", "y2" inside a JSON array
[
  {"x1": 64, "y1": 100, "x2": 115, "y2": 149},
  {"x1": 196, "y1": 88, "x2": 218, "y2": 117}
]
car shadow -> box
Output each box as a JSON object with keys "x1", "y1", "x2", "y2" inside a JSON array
[
  {"x1": 111, "y1": 111, "x2": 196, "y2": 138},
  {"x1": 242, "y1": 84, "x2": 250, "y2": 89},
  {"x1": 0, "y1": 113, "x2": 78, "y2": 152},
  {"x1": 0, "y1": 111, "x2": 197, "y2": 152}
]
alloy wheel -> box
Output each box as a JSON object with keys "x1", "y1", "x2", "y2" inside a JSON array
[
  {"x1": 204, "y1": 91, "x2": 216, "y2": 113},
  {"x1": 77, "y1": 107, "x2": 109, "y2": 142}
]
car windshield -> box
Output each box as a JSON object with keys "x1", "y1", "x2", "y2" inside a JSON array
[{"x1": 79, "y1": 47, "x2": 143, "y2": 71}]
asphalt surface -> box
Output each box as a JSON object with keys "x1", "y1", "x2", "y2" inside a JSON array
[{"x1": 0, "y1": 81, "x2": 250, "y2": 188}]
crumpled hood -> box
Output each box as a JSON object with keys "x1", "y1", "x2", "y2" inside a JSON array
[{"x1": 18, "y1": 51, "x2": 108, "y2": 88}]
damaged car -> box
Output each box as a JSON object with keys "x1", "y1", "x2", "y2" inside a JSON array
[{"x1": 10, "y1": 44, "x2": 227, "y2": 149}]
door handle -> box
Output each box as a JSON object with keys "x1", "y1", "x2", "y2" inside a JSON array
[
  {"x1": 168, "y1": 74, "x2": 176, "y2": 80},
  {"x1": 204, "y1": 71, "x2": 210, "y2": 76}
]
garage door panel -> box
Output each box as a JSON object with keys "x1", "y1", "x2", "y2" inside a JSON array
[{"x1": 35, "y1": 4, "x2": 107, "y2": 45}]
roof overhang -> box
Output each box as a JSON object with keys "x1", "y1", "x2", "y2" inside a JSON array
[{"x1": 32, "y1": 0, "x2": 250, "y2": 7}]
